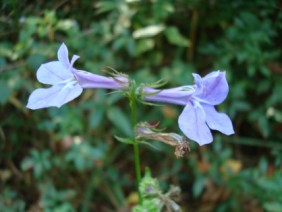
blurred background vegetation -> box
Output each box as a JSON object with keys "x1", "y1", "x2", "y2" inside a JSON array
[{"x1": 1, "y1": 0, "x2": 282, "y2": 211}]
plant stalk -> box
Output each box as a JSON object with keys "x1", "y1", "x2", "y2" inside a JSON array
[{"x1": 129, "y1": 83, "x2": 143, "y2": 205}]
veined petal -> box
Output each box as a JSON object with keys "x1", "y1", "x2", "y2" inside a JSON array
[
  {"x1": 36, "y1": 61, "x2": 73, "y2": 85},
  {"x1": 143, "y1": 87, "x2": 194, "y2": 105},
  {"x1": 57, "y1": 43, "x2": 70, "y2": 68},
  {"x1": 196, "y1": 71, "x2": 229, "y2": 105},
  {"x1": 26, "y1": 84, "x2": 82, "y2": 110},
  {"x1": 178, "y1": 102, "x2": 213, "y2": 145},
  {"x1": 73, "y1": 70, "x2": 127, "y2": 90},
  {"x1": 202, "y1": 103, "x2": 234, "y2": 135}
]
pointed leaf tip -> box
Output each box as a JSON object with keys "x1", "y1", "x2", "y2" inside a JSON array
[{"x1": 114, "y1": 136, "x2": 134, "y2": 145}]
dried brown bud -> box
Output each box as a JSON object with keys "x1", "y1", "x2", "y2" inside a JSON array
[{"x1": 135, "y1": 122, "x2": 190, "y2": 158}]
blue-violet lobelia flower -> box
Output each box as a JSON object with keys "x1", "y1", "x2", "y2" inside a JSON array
[
  {"x1": 27, "y1": 43, "x2": 128, "y2": 110},
  {"x1": 142, "y1": 71, "x2": 234, "y2": 146}
]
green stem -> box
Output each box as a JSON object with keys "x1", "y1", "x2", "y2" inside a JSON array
[
  {"x1": 129, "y1": 82, "x2": 143, "y2": 205},
  {"x1": 133, "y1": 142, "x2": 142, "y2": 203}
]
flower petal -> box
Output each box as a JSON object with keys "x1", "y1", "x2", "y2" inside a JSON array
[
  {"x1": 192, "y1": 73, "x2": 203, "y2": 94},
  {"x1": 57, "y1": 43, "x2": 70, "y2": 68},
  {"x1": 202, "y1": 103, "x2": 234, "y2": 135},
  {"x1": 203, "y1": 71, "x2": 221, "y2": 79},
  {"x1": 195, "y1": 71, "x2": 229, "y2": 105},
  {"x1": 26, "y1": 84, "x2": 82, "y2": 110},
  {"x1": 73, "y1": 70, "x2": 126, "y2": 89},
  {"x1": 178, "y1": 102, "x2": 213, "y2": 145},
  {"x1": 36, "y1": 61, "x2": 73, "y2": 85},
  {"x1": 70, "y1": 55, "x2": 79, "y2": 67},
  {"x1": 143, "y1": 86, "x2": 194, "y2": 105}
]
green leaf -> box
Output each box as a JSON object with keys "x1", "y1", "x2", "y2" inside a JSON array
[
  {"x1": 193, "y1": 176, "x2": 205, "y2": 197},
  {"x1": 95, "y1": 1, "x2": 117, "y2": 14},
  {"x1": 133, "y1": 24, "x2": 165, "y2": 39},
  {"x1": 107, "y1": 107, "x2": 132, "y2": 136},
  {"x1": 136, "y1": 39, "x2": 155, "y2": 55},
  {"x1": 114, "y1": 136, "x2": 134, "y2": 145},
  {"x1": 165, "y1": 26, "x2": 190, "y2": 47},
  {"x1": 258, "y1": 116, "x2": 270, "y2": 138},
  {"x1": 89, "y1": 105, "x2": 105, "y2": 129},
  {"x1": 263, "y1": 202, "x2": 282, "y2": 212},
  {"x1": 0, "y1": 57, "x2": 6, "y2": 66},
  {"x1": 0, "y1": 80, "x2": 12, "y2": 104},
  {"x1": 21, "y1": 158, "x2": 34, "y2": 171},
  {"x1": 26, "y1": 53, "x2": 47, "y2": 70}
]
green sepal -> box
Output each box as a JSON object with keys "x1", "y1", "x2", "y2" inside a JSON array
[
  {"x1": 133, "y1": 198, "x2": 162, "y2": 212},
  {"x1": 114, "y1": 136, "x2": 134, "y2": 145},
  {"x1": 137, "y1": 99, "x2": 164, "y2": 107}
]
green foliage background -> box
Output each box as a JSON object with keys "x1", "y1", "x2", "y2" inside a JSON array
[{"x1": 1, "y1": 0, "x2": 282, "y2": 211}]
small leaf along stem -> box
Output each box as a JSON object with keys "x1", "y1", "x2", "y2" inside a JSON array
[{"x1": 129, "y1": 80, "x2": 143, "y2": 205}]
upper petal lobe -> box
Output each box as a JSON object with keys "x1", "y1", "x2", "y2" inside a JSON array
[
  {"x1": 195, "y1": 71, "x2": 229, "y2": 105},
  {"x1": 36, "y1": 61, "x2": 73, "y2": 85},
  {"x1": 57, "y1": 43, "x2": 70, "y2": 68}
]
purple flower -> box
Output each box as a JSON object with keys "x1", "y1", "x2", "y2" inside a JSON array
[
  {"x1": 143, "y1": 71, "x2": 234, "y2": 146},
  {"x1": 27, "y1": 43, "x2": 128, "y2": 110}
]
